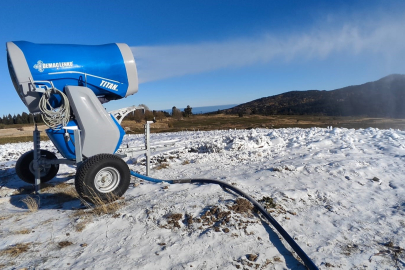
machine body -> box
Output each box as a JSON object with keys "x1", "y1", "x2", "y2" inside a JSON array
[
  {"x1": 6, "y1": 41, "x2": 137, "y2": 159},
  {"x1": 7, "y1": 41, "x2": 138, "y2": 113},
  {"x1": 7, "y1": 41, "x2": 139, "y2": 200}
]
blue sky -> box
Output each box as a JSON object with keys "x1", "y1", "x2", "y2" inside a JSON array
[{"x1": 1, "y1": 0, "x2": 405, "y2": 116}]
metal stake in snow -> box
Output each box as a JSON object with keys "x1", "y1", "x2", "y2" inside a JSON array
[{"x1": 145, "y1": 120, "x2": 152, "y2": 176}]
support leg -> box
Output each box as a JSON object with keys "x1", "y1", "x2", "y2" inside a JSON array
[
  {"x1": 74, "y1": 128, "x2": 83, "y2": 165},
  {"x1": 145, "y1": 122, "x2": 151, "y2": 176},
  {"x1": 33, "y1": 125, "x2": 41, "y2": 194}
]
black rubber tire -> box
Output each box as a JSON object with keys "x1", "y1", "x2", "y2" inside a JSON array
[
  {"x1": 75, "y1": 153, "x2": 130, "y2": 203},
  {"x1": 15, "y1": 150, "x2": 59, "y2": 184}
]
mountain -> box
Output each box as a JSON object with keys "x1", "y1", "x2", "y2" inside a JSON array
[{"x1": 225, "y1": 74, "x2": 405, "y2": 118}]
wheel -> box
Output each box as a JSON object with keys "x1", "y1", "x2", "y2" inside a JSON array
[
  {"x1": 15, "y1": 150, "x2": 59, "y2": 184},
  {"x1": 75, "y1": 154, "x2": 130, "y2": 203}
]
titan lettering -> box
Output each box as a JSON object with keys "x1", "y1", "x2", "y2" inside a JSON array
[{"x1": 100, "y1": 80, "x2": 118, "y2": 90}]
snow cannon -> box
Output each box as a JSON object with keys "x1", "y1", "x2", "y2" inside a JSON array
[
  {"x1": 6, "y1": 41, "x2": 143, "y2": 201},
  {"x1": 7, "y1": 41, "x2": 138, "y2": 113}
]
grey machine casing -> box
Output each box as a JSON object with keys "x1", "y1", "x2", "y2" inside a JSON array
[{"x1": 65, "y1": 86, "x2": 122, "y2": 157}]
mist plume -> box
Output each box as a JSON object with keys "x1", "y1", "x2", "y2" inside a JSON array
[{"x1": 131, "y1": 16, "x2": 405, "y2": 83}]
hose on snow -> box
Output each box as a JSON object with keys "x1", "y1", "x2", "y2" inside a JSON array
[{"x1": 130, "y1": 170, "x2": 318, "y2": 270}]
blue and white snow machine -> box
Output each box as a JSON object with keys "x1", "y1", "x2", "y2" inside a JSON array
[{"x1": 6, "y1": 41, "x2": 140, "y2": 201}]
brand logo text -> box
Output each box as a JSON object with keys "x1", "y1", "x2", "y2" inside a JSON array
[{"x1": 33, "y1": 60, "x2": 73, "y2": 72}]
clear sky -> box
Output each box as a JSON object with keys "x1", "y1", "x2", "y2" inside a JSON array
[{"x1": 1, "y1": 0, "x2": 405, "y2": 116}]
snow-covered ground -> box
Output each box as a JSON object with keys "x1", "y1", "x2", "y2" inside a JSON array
[{"x1": 0, "y1": 127, "x2": 404, "y2": 269}]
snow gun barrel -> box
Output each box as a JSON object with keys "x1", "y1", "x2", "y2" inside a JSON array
[
  {"x1": 6, "y1": 41, "x2": 139, "y2": 159},
  {"x1": 6, "y1": 41, "x2": 138, "y2": 114}
]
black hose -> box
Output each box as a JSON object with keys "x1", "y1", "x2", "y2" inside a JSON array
[{"x1": 131, "y1": 171, "x2": 318, "y2": 269}]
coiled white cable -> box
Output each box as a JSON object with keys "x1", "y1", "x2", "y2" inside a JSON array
[{"x1": 39, "y1": 88, "x2": 70, "y2": 129}]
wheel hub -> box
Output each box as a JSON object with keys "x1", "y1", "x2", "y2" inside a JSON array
[
  {"x1": 94, "y1": 167, "x2": 120, "y2": 193},
  {"x1": 29, "y1": 161, "x2": 51, "y2": 177}
]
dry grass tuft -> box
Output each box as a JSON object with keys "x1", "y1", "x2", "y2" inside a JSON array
[
  {"x1": 58, "y1": 241, "x2": 73, "y2": 248},
  {"x1": 73, "y1": 213, "x2": 93, "y2": 232},
  {"x1": 76, "y1": 221, "x2": 89, "y2": 232},
  {"x1": 181, "y1": 160, "x2": 190, "y2": 165},
  {"x1": 0, "y1": 263, "x2": 15, "y2": 269},
  {"x1": 155, "y1": 163, "x2": 169, "y2": 170},
  {"x1": 71, "y1": 187, "x2": 125, "y2": 231},
  {"x1": 93, "y1": 200, "x2": 124, "y2": 215},
  {"x1": 37, "y1": 183, "x2": 55, "y2": 192},
  {"x1": 0, "y1": 135, "x2": 49, "y2": 145},
  {"x1": 39, "y1": 218, "x2": 54, "y2": 226},
  {"x1": 42, "y1": 182, "x2": 78, "y2": 197},
  {"x1": 13, "y1": 229, "x2": 31, "y2": 235},
  {"x1": 82, "y1": 188, "x2": 125, "y2": 215},
  {"x1": 22, "y1": 196, "x2": 39, "y2": 212},
  {"x1": 0, "y1": 215, "x2": 12, "y2": 221},
  {"x1": 0, "y1": 243, "x2": 31, "y2": 257}
]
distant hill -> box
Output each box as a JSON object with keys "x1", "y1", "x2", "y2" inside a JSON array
[{"x1": 225, "y1": 74, "x2": 405, "y2": 118}]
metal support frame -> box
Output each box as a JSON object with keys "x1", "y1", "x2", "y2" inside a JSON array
[
  {"x1": 118, "y1": 121, "x2": 179, "y2": 176},
  {"x1": 32, "y1": 125, "x2": 83, "y2": 193},
  {"x1": 31, "y1": 119, "x2": 176, "y2": 192},
  {"x1": 109, "y1": 105, "x2": 145, "y2": 124},
  {"x1": 73, "y1": 128, "x2": 83, "y2": 164}
]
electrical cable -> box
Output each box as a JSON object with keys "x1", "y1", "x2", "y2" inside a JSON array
[
  {"x1": 39, "y1": 88, "x2": 70, "y2": 129},
  {"x1": 130, "y1": 171, "x2": 318, "y2": 270}
]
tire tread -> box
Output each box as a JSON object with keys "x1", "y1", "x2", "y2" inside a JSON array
[{"x1": 75, "y1": 154, "x2": 130, "y2": 202}]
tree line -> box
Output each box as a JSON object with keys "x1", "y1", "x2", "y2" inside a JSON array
[
  {"x1": 0, "y1": 112, "x2": 43, "y2": 126},
  {"x1": 0, "y1": 105, "x2": 193, "y2": 127},
  {"x1": 126, "y1": 105, "x2": 193, "y2": 122}
]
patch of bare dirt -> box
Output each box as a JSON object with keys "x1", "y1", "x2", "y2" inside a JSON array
[
  {"x1": 0, "y1": 125, "x2": 47, "y2": 138},
  {"x1": 165, "y1": 213, "x2": 183, "y2": 229},
  {"x1": 228, "y1": 198, "x2": 254, "y2": 216}
]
